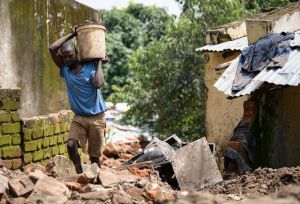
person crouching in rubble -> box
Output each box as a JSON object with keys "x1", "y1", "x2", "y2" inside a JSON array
[
  {"x1": 49, "y1": 27, "x2": 107, "y2": 174},
  {"x1": 223, "y1": 100, "x2": 257, "y2": 179}
]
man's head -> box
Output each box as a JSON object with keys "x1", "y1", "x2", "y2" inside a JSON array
[{"x1": 61, "y1": 41, "x2": 77, "y2": 66}]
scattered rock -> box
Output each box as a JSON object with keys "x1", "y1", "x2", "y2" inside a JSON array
[
  {"x1": 8, "y1": 175, "x2": 34, "y2": 197},
  {"x1": 26, "y1": 176, "x2": 70, "y2": 204},
  {"x1": 81, "y1": 191, "x2": 111, "y2": 201},
  {"x1": 0, "y1": 174, "x2": 9, "y2": 197},
  {"x1": 45, "y1": 155, "x2": 77, "y2": 177}
]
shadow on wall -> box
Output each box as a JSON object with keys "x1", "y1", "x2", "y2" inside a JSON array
[{"x1": 0, "y1": 0, "x2": 100, "y2": 117}]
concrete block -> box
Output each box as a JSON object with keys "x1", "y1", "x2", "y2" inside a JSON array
[
  {"x1": 1, "y1": 146, "x2": 22, "y2": 158},
  {"x1": 8, "y1": 175, "x2": 34, "y2": 197},
  {"x1": 0, "y1": 135, "x2": 11, "y2": 147},
  {"x1": 11, "y1": 134, "x2": 21, "y2": 145},
  {"x1": 170, "y1": 137, "x2": 223, "y2": 190},
  {"x1": 0, "y1": 110, "x2": 10, "y2": 122},
  {"x1": 10, "y1": 111, "x2": 20, "y2": 122},
  {"x1": 1, "y1": 123, "x2": 20, "y2": 134},
  {"x1": 1, "y1": 99, "x2": 20, "y2": 111},
  {"x1": 64, "y1": 133, "x2": 69, "y2": 142},
  {"x1": 24, "y1": 141, "x2": 38, "y2": 152},
  {"x1": 59, "y1": 111, "x2": 69, "y2": 122}
]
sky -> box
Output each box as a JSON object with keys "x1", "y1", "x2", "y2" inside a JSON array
[{"x1": 74, "y1": 0, "x2": 181, "y2": 17}]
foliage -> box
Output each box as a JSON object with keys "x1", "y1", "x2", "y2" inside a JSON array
[
  {"x1": 107, "y1": 0, "x2": 298, "y2": 141},
  {"x1": 100, "y1": 5, "x2": 173, "y2": 97}
]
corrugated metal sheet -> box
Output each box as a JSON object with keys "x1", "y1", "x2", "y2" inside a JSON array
[
  {"x1": 214, "y1": 47, "x2": 300, "y2": 97},
  {"x1": 196, "y1": 36, "x2": 248, "y2": 52}
]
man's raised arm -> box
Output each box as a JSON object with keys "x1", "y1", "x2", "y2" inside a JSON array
[{"x1": 49, "y1": 32, "x2": 76, "y2": 69}]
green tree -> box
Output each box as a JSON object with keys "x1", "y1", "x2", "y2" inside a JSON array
[{"x1": 100, "y1": 4, "x2": 173, "y2": 97}]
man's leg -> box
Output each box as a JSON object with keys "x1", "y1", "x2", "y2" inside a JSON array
[
  {"x1": 67, "y1": 138, "x2": 83, "y2": 174},
  {"x1": 90, "y1": 156, "x2": 100, "y2": 167},
  {"x1": 87, "y1": 113, "x2": 106, "y2": 168}
]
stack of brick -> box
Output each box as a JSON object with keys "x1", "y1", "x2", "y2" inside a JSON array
[
  {"x1": 0, "y1": 89, "x2": 22, "y2": 169},
  {"x1": 21, "y1": 110, "x2": 74, "y2": 166}
]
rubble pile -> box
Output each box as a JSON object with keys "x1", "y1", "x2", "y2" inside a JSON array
[
  {"x1": 0, "y1": 141, "x2": 175, "y2": 204},
  {"x1": 209, "y1": 166, "x2": 300, "y2": 196}
]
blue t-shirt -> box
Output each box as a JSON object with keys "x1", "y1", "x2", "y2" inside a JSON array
[{"x1": 60, "y1": 62, "x2": 107, "y2": 116}]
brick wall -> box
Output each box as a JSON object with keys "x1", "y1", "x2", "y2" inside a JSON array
[
  {"x1": 0, "y1": 89, "x2": 22, "y2": 169},
  {"x1": 0, "y1": 88, "x2": 76, "y2": 169}
]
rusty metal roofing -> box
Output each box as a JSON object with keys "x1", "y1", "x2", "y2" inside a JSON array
[
  {"x1": 196, "y1": 36, "x2": 248, "y2": 52},
  {"x1": 214, "y1": 34, "x2": 300, "y2": 97}
]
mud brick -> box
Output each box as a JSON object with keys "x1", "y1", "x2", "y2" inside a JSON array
[
  {"x1": 24, "y1": 141, "x2": 38, "y2": 152},
  {"x1": 52, "y1": 146, "x2": 59, "y2": 156},
  {"x1": 1, "y1": 146, "x2": 22, "y2": 158},
  {"x1": 44, "y1": 125, "x2": 54, "y2": 136},
  {"x1": 54, "y1": 124, "x2": 61, "y2": 134},
  {"x1": 66, "y1": 110, "x2": 75, "y2": 121},
  {"x1": 59, "y1": 144, "x2": 65, "y2": 154},
  {"x1": 0, "y1": 135, "x2": 11, "y2": 147},
  {"x1": 0, "y1": 110, "x2": 10, "y2": 122},
  {"x1": 42, "y1": 137, "x2": 50, "y2": 148},
  {"x1": 10, "y1": 111, "x2": 20, "y2": 122},
  {"x1": 37, "y1": 139, "x2": 43, "y2": 150},
  {"x1": 57, "y1": 134, "x2": 64, "y2": 144},
  {"x1": 22, "y1": 127, "x2": 33, "y2": 141},
  {"x1": 43, "y1": 148, "x2": 52, "y2": 159},
  {"x1": 23, "y1": 153, "x2": 33, "y2": 164},
  {"x1": 11, "y1": 134, "x2": 21, "y2": 145},
  {"x1": 50, "y1": 135, "x2": 58, "y2": 146},
  {"x1": 8, "y1": 175, "x2": 34, "y2": 197},
  {"x1": 1, "y1": 159, "x2": 12, "y2": 169},
  {"x1": 41, "y1": 159, "x2": 49, "y2": 167},
  {"x1": 22, "y1": 117, "x2": 39, "y2": 128},
  {"x1": 38, "y1": 115, "x2": 50, "y2": 125},
  {"x1": 12, "y1": 159, "x2": 22, "y2": 169},
  {"x1": 1, "y1": 123, "x2": 20, "y2": 134},
  {"x1": 32, "y1": 128, "x2": 44, "y2": 139},
  {"x1": 60, "y1": 122, "x2": 69, "y2": 133},
  {"x1": 49, "y1": 113, "x2": 60, "y2": 124},
  {"x1": 1, "y1": 98, "x2": 20, "y2": 111},
  {"x1": 64, "y1": 133, "x2": 69, "y2": 142},
  {"x1": 33, "y1": 150, "x2": 44, "y2": 162},
  {"x1": 59, "y1": 111, "x2": 69, "y2": 122}
]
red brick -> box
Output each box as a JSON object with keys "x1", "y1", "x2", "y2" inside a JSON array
[
  {"x1": 1, "y1": 146, "x2": 22, "y2": 158},
  {"x1": 23, "y1": 153, "x2": 33, "y2": 164},
  {"x1": 12, "y1": 159, "x2": 22, "y2": 169}
]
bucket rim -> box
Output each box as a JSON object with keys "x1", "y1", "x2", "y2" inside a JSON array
[{"x1": 77, "y1": 24, "x2": 106, "y2": 32}]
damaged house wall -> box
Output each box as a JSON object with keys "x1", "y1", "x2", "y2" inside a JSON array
[
  {"x1": 201, "y1": 2, "x2": 300, "y2": 170},
  {"x1": 255, "y1": 86, "x2": 300, "y2": 168},
  {"x1": 0, "y1": 0, "x2": 100, "y2": 117},
  {"x1": 204, "y1": 51, "x2": 247, "y2": 170}
]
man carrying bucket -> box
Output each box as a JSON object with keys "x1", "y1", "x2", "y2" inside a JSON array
[{"x1": 49, "y1": 27, "x2": 107, "y2": 174}]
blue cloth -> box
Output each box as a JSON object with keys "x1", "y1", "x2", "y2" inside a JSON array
[
  {"x1": 60, "y1": 62, "x2": 107, "y2": 116},
  {"x1": 232, "y1": 32, "x2": 295, "y2": 91}
]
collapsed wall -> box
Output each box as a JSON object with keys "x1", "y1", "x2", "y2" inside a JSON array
[{"x1": 0, "y1": 88, "x2": 78, "y2": 170}]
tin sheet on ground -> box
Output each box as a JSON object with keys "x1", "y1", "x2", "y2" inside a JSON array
[{"x1": 170, "y1": 137, "x2": 223, "y2": 190}]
